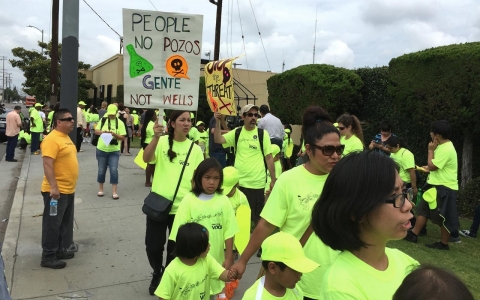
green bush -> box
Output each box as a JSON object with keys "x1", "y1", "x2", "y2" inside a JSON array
[
  {"x1": 457, "y1": 176, "x2": 480, "y2": 219},
  {"x1": 267, "y1": 64, "x2": 363, "y2": 125}
]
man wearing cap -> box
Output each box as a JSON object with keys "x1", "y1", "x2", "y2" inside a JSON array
[
  {"x1": 214, "y1": 104, "x2": 276, "y2": 228},
  {"x1": 258, "y1": 104, "x2": 285, "y2": 150},
  {"x1": 5, "y1": 106, "x2": 22, "y2": 162},
  {"x1": 30, "y1": 102, "x2": 45, "y2": 155},
  {"x1": 196, "y1": 120, "x2": 209, "y2": 158},
  {"x1": 76, "y1": 101, "x2": 87, "y2": 152},
  {"x1": 242, "y1": 232, "x2": 319, "y2": 299}
]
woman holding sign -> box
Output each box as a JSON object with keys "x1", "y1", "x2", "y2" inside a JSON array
[{"x1": 142, "y1": 110, "x2": 204, "y2": 295}]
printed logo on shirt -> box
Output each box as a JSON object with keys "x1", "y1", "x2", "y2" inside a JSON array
[
  {"x1": 179, "y1": 274, "x2": 208, "y2": 298},
  {"x1": 298, "y1": 193, "x2": 320, "y2": 211},
  {"x1": 191, "y1": 211, "x2": 223, "y2": 223},
  {"x1": 211, "y1": 223, "x2": 223, "y2": 230},
  {"x1": 179, "y1": 160, "x2": 190, "y2": 166},
  {"x1": 200, "y1": 292, "x2": 205, "y2": 300},
  {"x1": 253, "y1": 135, "x2": 258, "y2": 139},
  {"x1": 249, "y1": 144, "x2": 258, "y2": 150}
]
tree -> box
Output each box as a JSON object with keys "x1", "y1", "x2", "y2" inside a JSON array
[
  {"x1": 266, "y1": 64, "x2": 364, "y2": 124},
  {"x1": 9, "y1": 41, "x2": 95, "y2": 104},
  {"x1": 4, "y1": 86, "x2": 21, "y2": 102},
  {"x1": 388, "y1": 42, "x2": 480, "y2": 188}
]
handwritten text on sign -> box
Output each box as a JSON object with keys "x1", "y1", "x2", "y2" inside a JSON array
[
  {"x1": 204, "y1": 56, "x2": 240, "y2": 115},
  {"x1": 122, "y1": 9, "x2": 203, "y2": 110}
]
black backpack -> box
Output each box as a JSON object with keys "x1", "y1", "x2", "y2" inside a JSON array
[{"x1": 234, "y1": 127, "x2": 267, "y2": 181}]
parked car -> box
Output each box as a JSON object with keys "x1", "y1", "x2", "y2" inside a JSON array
[{"x1": 0, "y1": 108, "x2": 13, "y2": 140}]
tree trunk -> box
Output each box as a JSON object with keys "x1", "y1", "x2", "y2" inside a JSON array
[{"x1": 461, "y1": 132, "x2": 473, "y2": 189}]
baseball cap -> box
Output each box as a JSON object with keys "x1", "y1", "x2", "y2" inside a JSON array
[
  {"x1": 222, "y1": 167, "x2": 239, "y2": 195},
  {"x1": 78, "y1": 101, "x2": 86, "y2": 106},
  {"x1": 196, "y1": 121, "x2": 205, "y2": 126},
  {"x1": 261, "y1": 232, "x2": 319, "y2": 273},
  {"x1": 34, "y1": 103, "x2": 42, "y2": 107},
  {"x1": 285, "y1": 128, "x2": 291, "y2": 134},
  {"x1": 106, "y1": 104, "x2": 118, "y2": 116},
  {"x1": 423, "y1": 187, "x2": 437, "y2": 209},
  {"x1": 133, "y1": 110, "x2": 137, "y2": 114},
  {"x1": 190, "y1": 112, "x2": 195, "y2": 119},
  {"x1": 240, "y1": 104, "x2": 260, "y2": 115},
  {"x1": 271, "y1": 144, "x2": 280, "y2": 157}
]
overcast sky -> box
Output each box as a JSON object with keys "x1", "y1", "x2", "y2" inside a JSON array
[{"x1": 1, "y1": 0, "x2": 479, "y2": 96}]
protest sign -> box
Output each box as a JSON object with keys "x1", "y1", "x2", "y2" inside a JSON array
[
  {"x1": 122, "y1": 9, "x2": 203, "y2": 110},
  {"x1": 204, "y1": 56, "x2": 240, "y2": 115}
]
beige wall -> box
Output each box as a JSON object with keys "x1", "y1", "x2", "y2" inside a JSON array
[{"x1": 87, "y1": 54, "x2": 123, "y2": 99}]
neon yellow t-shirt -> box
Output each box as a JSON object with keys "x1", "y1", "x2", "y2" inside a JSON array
[
  {"x1": 150, "y1": 137, "x2": 204, "y2": 214},
  {"x1": 261, "y1": 165, "x2": 340, "y2": 299},
  {"x1": 155, "y1": 254, "x2": 225, "y2": 300},
  {"x1": 144, "y1": 121, "x2": 155, "y2": 144},
  {"x1": 283, "y1": 137, "x2": 294, "y2": 158},
  {"x1": 427, "y1": 141, "x2": 458, "y2": 190},
  {"x1": 198, "y1": 130, "x2": 209, "y2": 154},
  {"x1": 320, "y1": 248, "x2": 419, "y2": 300},
  {"x1": 340, "y1": 135, "x2": 363, "y2": 156},
  {"x1": 390, "y1": 148, "x2": 415, "y2": 184},
  {"x1": 96, "y1": 117, "x2": 127, "y2": 152},
  {"x1": 242, "y1": 277, "x2": 303, "y2": 300},
  {"x1": 228, "y1": 188, "x2": 250, "y2": 212},
  {"x1": 169, "y1": 192, "x2": 239, "y2": 294},
  {"x1": 266, "y1": 160, "x2": 282, "y2": 193},
  {"x1": 222, "y1": 127, "x2": 272, "y2": 189},
  {"x1": 188, "y1": 126, "x2": 200, "y2": 143},
  {"x1": 47, "y1": 111, "x2": 54, "y2": 131},
  {"x1": 87, "y1": 113, "x2": 99, "y2": 123},
  {"x1": 30, "y1": 109, "x2": 44, "y2": 133},
  {"x1": 132, "y1": 114, "x2": 139, "y2": 125}
]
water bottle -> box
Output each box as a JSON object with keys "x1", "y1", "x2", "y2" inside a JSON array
[{"x1": 49, "y1": 198, "x2": 58, "y2": 216}]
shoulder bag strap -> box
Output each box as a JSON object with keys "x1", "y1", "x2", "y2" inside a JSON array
[
  {"x1": 172, "y1": 142, "x2": 195, "y2": 202},
  {"x1": 299, "y1": 224, "x2": 313, "y2": 247}
]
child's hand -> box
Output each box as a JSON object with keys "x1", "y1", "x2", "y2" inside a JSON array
[{"x1": 227, "y1": 268, "x2": 238, "y2": 281}]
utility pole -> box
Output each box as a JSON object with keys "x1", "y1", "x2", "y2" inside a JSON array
[
  {"x1": 0, "y1": 56, "x2": 6, "y2": 103},
  {"x1": 209, "y1": 0, "x2": 223, "y2": 60},
  {"x1": 50, "y1": 0, "x2": 60, "y2": 105}
]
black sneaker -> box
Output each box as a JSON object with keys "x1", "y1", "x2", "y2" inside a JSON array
[
  {"x1": 404, "y1": 231, "x2": 418, "y2": 243},
  {"x1": 56, "y1": 250, "x2": 75, "y2": 259},
  {"x1": 41, "y1": 259, "x2": 66, "y2": 269},
  {"x1": 149, "y1": 273, "x2": 161, "y2": 296},
  {"x1": 418, "y1": 227, "x2": 427, "y2": 236},
  {"x1": 459, "y1": 230, "x2": 477, "y2": 238},
  {"x1": 425, "y1": 241, "x2": 449, "y2": 250},
  {"x1": 67, "y1": 243, "x2": 79, "y2": 252}
]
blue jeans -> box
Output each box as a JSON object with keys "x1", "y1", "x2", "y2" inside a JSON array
[
  {"x1": 96, "y1": 149, "x2": 120, "y2": 184},
  {"x1": 6, "y1": 135, "x2": 18, "y2": 160},
  {"x1": 31, "y1": 132, "x2": 41, "y2": 153},
  {"x1": 210, "y1": 149, "x2": 227, "y2": 168}
]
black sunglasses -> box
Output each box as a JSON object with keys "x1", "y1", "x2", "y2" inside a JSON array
[
  {"x1": 311, "y1": 144, "x2": 345, "y2": 156},
  {"x1": 337, "y1": 126, "x2": 346, "y2": 130},
  {"x1": 59, "y1": 117, "x2": 75, "y2": 122},
  {"x1": 244, "y1": 113, "x2": 261, "y2": 118},
  {"x1": 384, "y1": 188, "x2": 412, "y2": 208}
]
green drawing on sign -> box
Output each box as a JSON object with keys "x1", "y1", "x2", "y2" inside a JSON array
[{"x1": 126, "y1": 44, "x2": 154, "y2": 78}]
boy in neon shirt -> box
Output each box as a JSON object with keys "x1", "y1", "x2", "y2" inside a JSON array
[{"x1": 242, "y1": 232, "x2": 319, "y2": 299}]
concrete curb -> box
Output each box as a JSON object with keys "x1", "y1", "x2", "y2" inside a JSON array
[{"x1": 2, "y1": 150, "x2": 30, "y2": 294}]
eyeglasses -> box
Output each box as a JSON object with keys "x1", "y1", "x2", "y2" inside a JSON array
[
  {"x1": 337, "y1": 126, "x2": 346, "y2": 131},
  {"x1": 311, "y1": 144, "x2": 345, "y2": 156},
  {"x1": 384, "y1": 188, "x2": 412, "y2": 208},
  {"x1": 59, "y1": 117, "x2": 74, "y2": 122},
  {"x1": 244, "y1": 113, "x2": 261, "y2": 118}
]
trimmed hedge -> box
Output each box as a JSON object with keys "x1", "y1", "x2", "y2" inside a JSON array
[{"x1": 457, "y1": 176, "x2": 480, "y2": 219}]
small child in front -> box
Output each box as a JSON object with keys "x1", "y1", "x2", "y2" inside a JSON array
[
  {"x1": 242, "y1": 231, "x2": 319, "y2": 299},
  {"x1": 155, "y1": 222, "x2": 237, "y2": 300}
]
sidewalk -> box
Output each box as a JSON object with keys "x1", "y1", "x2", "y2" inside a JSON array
[{"x1": 3, "y1": 144, "x2": 260, "y2": 300}]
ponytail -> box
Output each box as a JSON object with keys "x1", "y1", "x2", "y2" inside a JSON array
[
  {"x1": 337, "y1": 113, "x2": 364, "y2": 145},
  {"x1": 167, "y1": 125, "x2": 176, "y2": 162}
]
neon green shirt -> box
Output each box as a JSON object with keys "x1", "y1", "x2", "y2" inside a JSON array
[
  {"x1": 144, "y1": 121, "x2": 155, "y2": 144},
  {"x1": 243, "y1": 277, "x2": 303, "y2": 300},
  {"x1": 266, "y1": 160, "x2": 282, "y2": 193},
  {"x1": 150, "y1": 137, "x2": 204, "y2": 214},
  {"x1": 390, "y1": 148, "x2": 415, "y2": 184},
  {"x1": 87, "y1": 113, "x2": 99, "y2": 123},
  {"x1": 30, "y1": 109, "x2": 44, "y2": 133},
  {"x1": 222, "y1": 127, "x2": 272, "y2": 189},
  {"x1": 132, "y1": 114, "x2": 139, "y2": 125},
  {"x1": 96, "y1": 118, "x2": 126, "y2": 152},
  {"x1": 340, "y1": 135, "x2": 363, "y2": 156},
  {"x1": 261, "y1": 165, "x2": 340, "y2": 299},
  {"x1": 47, "y1": 111, "x2": 54, "y2": 131},
  {"x1": 170, "y1": 192, "x2": 239, "y2": 294},
  {"x1": 198, "y1": 130, "x2": 209, "y2": 153},
  {"x1": 427, "y1": 141, "x2": 458, "y2": 190},
  {"x1": 320, "y1": 248, "x2": 419, "y2": 300},
  {"x1": 228, "y1": 189, "x2": 250, "y2": 212},
  {"x1": 155, "y1": 254, "x2": 225, "y2": 300},
  {"x1": 283, "y1": 137, "x2": 294, "y2": 158},
  {"x1": 188, "y1": 126, "x2": 200, "y2": 143}
]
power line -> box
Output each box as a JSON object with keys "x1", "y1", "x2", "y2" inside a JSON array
[
  {"x1": 82, "y1": 0, "x2": 122, "y2": 38},
  {"x1": 236, "y1": 0, "x2": 250, "y2": 83},
  {"x1": 148, "y1": 0, "x2": 158, "y2": 11},
  {"x1": 247, "y1": 0, "x2": 271, "y2": 71}
]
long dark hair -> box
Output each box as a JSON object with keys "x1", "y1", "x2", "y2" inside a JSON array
[
  {"x1": 167, "y1": 110, "x2": 190, "y2": 162},
  {"x1": 173, "y1": 223, "x2": 210, "y2": 259},
  {"x1": 141, "y1": 109, "x2": 156, "y2": 145},
  {"x1": 337, "y1": 113, "x2": 364, "y2": 145},
  {"x1": 302, "y1": 106, "x2": 338, "y2": 157},
  {"x1": 191, "y1": 158, "x2": 223, "y2": 196}
]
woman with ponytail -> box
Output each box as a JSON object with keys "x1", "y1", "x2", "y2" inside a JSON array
[
  {"x1": 232, "y1": 106, "x2": 344, "y2": 300},
  {"x1": 336, "y1": 113, "x2": 364, "y2": 156},
  {"x1": 142, "y1": 110, "x2": 204, "y2": 295}
]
